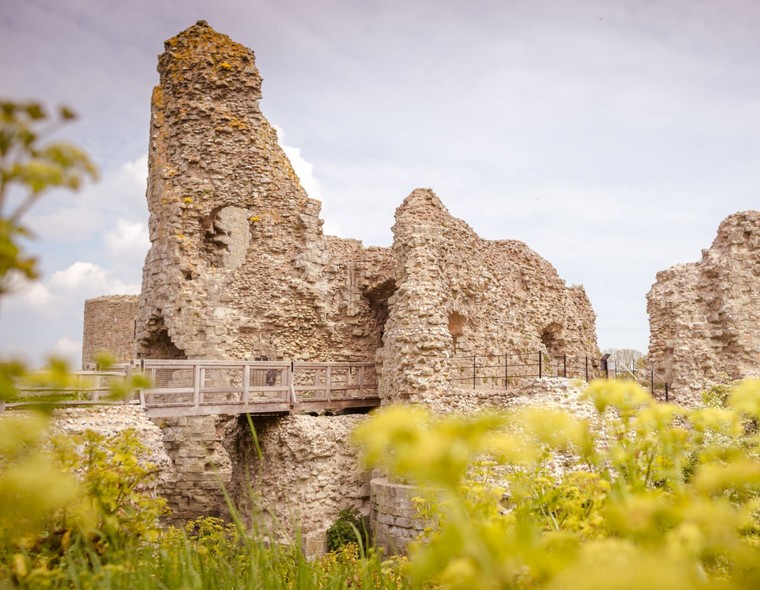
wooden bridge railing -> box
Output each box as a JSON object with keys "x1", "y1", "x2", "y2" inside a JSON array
[{"x1": 2, "y1": 360, "x2": 380, "y2": 418}]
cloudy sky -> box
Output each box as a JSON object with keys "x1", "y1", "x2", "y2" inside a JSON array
[{"x1": 1, "y1": 0, "x2": 759, "y2": 367}]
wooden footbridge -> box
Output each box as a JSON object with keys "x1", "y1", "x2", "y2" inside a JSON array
[{"x1": 2, "y1": 359, "x2": 381, "y2": 418}]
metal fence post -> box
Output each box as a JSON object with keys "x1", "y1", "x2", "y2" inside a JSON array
[
  {"x1": 504, "y1": 353, "x2": 508, "y2": 388},
  {"x1": 563, "y1": 354, "x2": 567, "y2": 378},
  {"x1": 650, "y1": 369, "x2": 655, "y2": 394},
  {"x1": 472, "y1": 355, "x2": 476, "y2": 390},
  {"x1": 665, "y1": 382, "x2": 669, "y2": 402},
  {"x1": 538, "y1": 351, "x2": 542, "y2": 378}
]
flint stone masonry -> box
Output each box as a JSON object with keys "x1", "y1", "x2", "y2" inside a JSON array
[
  {"x1": 648, "y1": 211, "x2": 760, "y2": 402},
  {"x1": 228, "y1": 414, "x2": 369, "y2": 556},
  {"x1": 155, "y1": 414, "x2": 234, "y2": 522},
  {"x1": 81, "y1": 295, "x2": 138, "y2": 367},
  {"x1": 128, "y1": 20, "x2": 598, "y2": 398},
  {"x1": 135, "y1": 20, "x2": 390, "y2": 365},
  {"x1": 379, "y1": 189, "x2": 599, "y2": 403},
  {"x1": 49, "y1": 406, "x2": 173, "y2": 494}
]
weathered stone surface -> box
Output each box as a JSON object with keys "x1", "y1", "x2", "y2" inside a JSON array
[
  {"x1": 81, "y1": 295, "x2": 138, "y2": 367},
  {"x1": 647, "y1": 211, "x2": 760, "y2": 402},
  {"x1": 379, "y1": 189, "x2": 599, "y2": 403},
  {"x1": 228, "y1": 414, "x2": 369, "y2": 556},
  {"x1": 370, "y1": 478, "x2": 428, "y2": 555},
  {"x1": 135, "y1": 20, "x2": 388, "y2": 364},
  {"x1": 153, "y1": 414, "x2": 234, "y2": 522},
  {"x1": 49, "y1": 406, "x2": 173, "y2": 493},
  {"x1": 129, "y1": 21, "x2": 598, "y2": 398}
]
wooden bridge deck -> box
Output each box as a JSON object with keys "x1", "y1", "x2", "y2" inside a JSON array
[{"x1": 2, "y1": 360, "x2": 381, "y2": 418}]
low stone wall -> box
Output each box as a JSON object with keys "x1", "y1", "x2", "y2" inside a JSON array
[{"x1": 370, "y1": 477, "x2": 427, "y2": 555}]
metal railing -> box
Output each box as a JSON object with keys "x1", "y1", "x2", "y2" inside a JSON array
[{"x1": 449, "y1": 351, "x2": 672, "y2": 399}]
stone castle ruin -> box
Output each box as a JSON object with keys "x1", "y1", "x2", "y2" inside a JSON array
[
  {"x1": 75, "y1": 20, "x2": 760, "y2": 554},
  {"x1": 647, "y1": 210, "x2": 760, "y2": 399},
  {"x1": 79, "y1": 21, "x2": 603, "y2": 553},
  {"x1": 84, "y1": 20, "x2": 600, "y2": 400}
]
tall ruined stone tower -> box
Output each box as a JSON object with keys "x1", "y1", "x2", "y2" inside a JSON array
[
  {"x1": 137, "y1": 21, "x2": 389, "y2": 361},
  {"x1": 647, "y1": 210, "x2": 760, "y2": 400}
]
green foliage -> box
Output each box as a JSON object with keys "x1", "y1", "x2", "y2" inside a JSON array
[
  {"x1": 0, "y1": 100, "x2": 97, "y2": 295},
  {"x1": 353, "y1": 378, "x2": 760, "y2": 589},
  {"x1": 326, "y1": 506, "x2": 368, "y2": 553}
]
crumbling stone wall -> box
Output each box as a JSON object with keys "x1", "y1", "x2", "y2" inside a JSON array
[
  {"x1": 648, "y1": 210, "x2": 760, "y2": 400},
  {"x1": 136, "y1": 21, "x2": 390, "y2": 365},
  {"x1": 228, "y1": 414, "x2": 370, "y2": 556},
  {"x1": 155, "y1": 415, "x2": 234, "y2": 522},
  {"x1": 133, "y1": 21, "x2": 597, "y2": 395},
  {"x1": 81, "y1": 295, "x2": 138, "y2": 368},
  {"x1": 379, "y1": 189, "x2": 599, "y2": 403}
]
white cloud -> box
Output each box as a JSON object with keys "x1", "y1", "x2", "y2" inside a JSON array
[
  {"x1": 273, "y1": 124, "x2": 325, "y2": 203},
  {"x1": 26, "y1": 154, "x2": 148, "y2": 243},
  {"x1": 105, "y1": 218, "x2": 149, "y2": 270},
  {"x1": 49, "y1": 337, "x2": 81, "y2": 364},
  {"x1": 4, "y1": 279, "x2": 53, "y2": 310},
  {"x1": 50, "y1": 261, "x2": 139, "y2": 295}
]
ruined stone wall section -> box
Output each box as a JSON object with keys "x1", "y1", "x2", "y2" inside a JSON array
[
  {"x1": 136, "y1": 21, "x2": 390, "y2": 366},
  {"x1": 82, "y1": 295, "x2": 139, "y2": 368},
  {"x1": 228, "y1": 414, "x2": 369, "y2": 556},
  {"x1": 380, "y1": 189, "x2": 599, "y2": 403},
  {"x1": 154, "y1": 415, "x2": 234, "y2": 522},
  {"x1": 648, "y1": 211, "x2": 760, "y2": 400}
]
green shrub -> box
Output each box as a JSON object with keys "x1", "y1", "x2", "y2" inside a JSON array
[
  {"x1": 326, "y1": 506, "x2": 368, "y2": 553},
  {"x1": 353, "y1": 378, "x2": 760, "y2": 589}
]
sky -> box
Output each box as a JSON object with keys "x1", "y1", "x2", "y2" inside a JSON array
[{"x1": 1, "y1": 0, "x2": 759, "y2": 367}]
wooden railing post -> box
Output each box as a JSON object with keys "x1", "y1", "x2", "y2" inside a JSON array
[
  {"x1": 288, "y1": 361, "x2": 297, "y2": 404},
  {"x1": 242, "y1": 363, "x2": 250, "y2": 405},
  {"x1": 193, "y1": 363, "x2": 201, "y2": 407}
]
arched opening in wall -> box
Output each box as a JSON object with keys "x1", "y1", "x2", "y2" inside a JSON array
[
  {"x1": 362, "y1": 279, "x2": 397, "y2": 349},
  {"x1": 141, "y1": 315, "x2": 187, "y2": 360},
  {"x1": 448, "y1": 312, "x2": 466, "y2": 352},
  {"x1": 540, "y1": 322, "x2": 564, "y2": 368}
]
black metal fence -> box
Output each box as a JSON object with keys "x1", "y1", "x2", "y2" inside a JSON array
[{"x1": 449, "y1": 352, "x2": 671, "y2": 401}]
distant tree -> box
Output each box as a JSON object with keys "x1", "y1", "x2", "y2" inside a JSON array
[{"x1": 603, "y1": 348, "x2": 646, "y2": 373}]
